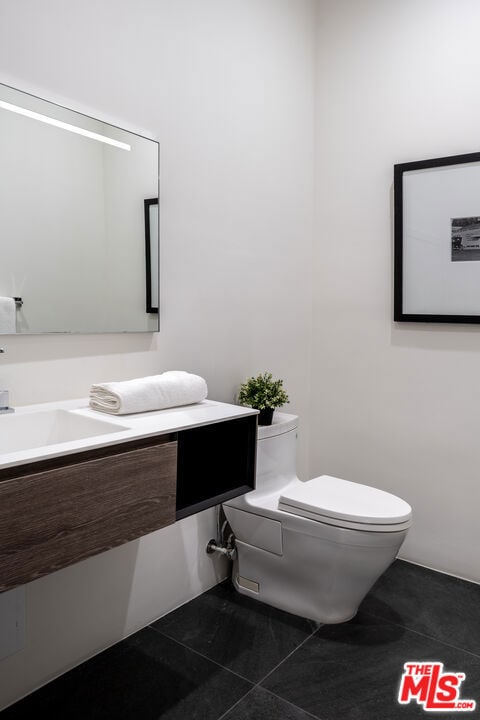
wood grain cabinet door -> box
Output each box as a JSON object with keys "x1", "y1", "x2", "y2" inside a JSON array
[{"x1": 0, "y1": 440, "x2": 177, "y2": 592}]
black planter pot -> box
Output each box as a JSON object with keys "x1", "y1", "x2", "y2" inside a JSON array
[{"x1": 258, "y1": 408, "x2": 274, "y2": 426}]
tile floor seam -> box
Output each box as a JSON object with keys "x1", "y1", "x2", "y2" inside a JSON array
[
  {"x1": 146, "y1": 624, "x2": 256, "y2": 685},
  {"x1": 215, "y1": 685, "x2": 258, "y2": 720},
  {"x1": 258, "y1": 686, "x2": 324, "y2": 720},
  {"x1": 360, "y1": 609, "x2": 480, "y2": 661},
  {"x1": 253, "y1": 624, "x2": 322, "y2": 687},
  {"x1": 147, "y1": 620, "x2": 324, "y2": 719},
  {"x1": 213, "y1": 680, "x2": 324, "y2": 720}
]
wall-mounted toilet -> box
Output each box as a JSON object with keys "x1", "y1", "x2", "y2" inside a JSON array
[{"x1": 223, "y1": 413, "x2": 412, "y2": 623}]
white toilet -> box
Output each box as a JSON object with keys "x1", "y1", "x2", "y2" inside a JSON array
[{"x1": 223, "y1": 412, "x2": 412, "y2": 623}]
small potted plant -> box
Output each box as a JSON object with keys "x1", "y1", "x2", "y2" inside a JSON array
[{"x1": 237, "y1": 372, "x2": 289, "y2": 425}]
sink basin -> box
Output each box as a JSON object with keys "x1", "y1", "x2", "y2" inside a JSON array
[{"x1": 0, "y1": 409, "x2": 127, "y2": 454}]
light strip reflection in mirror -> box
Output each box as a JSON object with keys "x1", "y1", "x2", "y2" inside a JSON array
[{"x1": 0, "y1": 100, "x2": 131, "y2": 151}]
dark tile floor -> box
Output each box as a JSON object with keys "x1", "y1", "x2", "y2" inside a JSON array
[{"x1": 2, "y1": 559, "x2": 479, "y2": 719}]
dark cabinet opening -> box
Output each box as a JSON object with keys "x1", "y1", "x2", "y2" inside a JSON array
[{"x1": 176, "y1": 415, "x2": 257, "y2": 519}]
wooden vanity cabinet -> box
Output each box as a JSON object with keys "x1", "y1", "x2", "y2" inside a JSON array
[
  {"x1": 0, "y1": 413, "x2": 257, "y2": 593},
  {"x1": 0, "y1": 436, "x2": 177, "y2": 593}
]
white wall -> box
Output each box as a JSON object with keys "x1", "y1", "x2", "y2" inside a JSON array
[
  {"x1": 0, "y1": 0, "x2": 316, "y2": 708},
  {"x1": 313, "y1": 0, "x2": 480, "y2": 584}
]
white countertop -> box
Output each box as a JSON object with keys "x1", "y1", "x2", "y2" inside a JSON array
[{"x1": 0, "y1": 398, "x2": 258, "y2": 471}]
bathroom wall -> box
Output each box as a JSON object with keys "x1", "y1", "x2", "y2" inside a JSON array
[
  {"x1": 0, "y1": 0, "x2": 316, "y2": 708},
  {"x1": 312, "y1": 0, "x2": 480, "y2": 584}
]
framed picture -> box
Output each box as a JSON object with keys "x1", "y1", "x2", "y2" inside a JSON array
[
  {"x1": 394, "y1": 151, "x2": 480, "y2": 323},
  {"x1": 144, "y1": 198, "x2": 159, "y2": 314}
]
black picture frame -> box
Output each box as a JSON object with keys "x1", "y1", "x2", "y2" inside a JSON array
[
  {"x1": 394, "y1": 151, "x2": 480, "y2": 323},
  {"x1": 144, "y1": 198, "x2": 159, "y2": 314}
]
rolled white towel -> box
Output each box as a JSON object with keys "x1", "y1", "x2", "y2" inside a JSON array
[{"x1": 89, "y1": 371, "x2": 208, "y2": 415}]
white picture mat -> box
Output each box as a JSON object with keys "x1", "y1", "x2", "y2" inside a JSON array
[{"x1": 403, "y1": 161, "x2": 480, "y2": 315}]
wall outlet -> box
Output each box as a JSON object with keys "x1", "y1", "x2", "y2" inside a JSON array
[{"x1": 0, "y1": 587, "x2": 25, "y2": 661}]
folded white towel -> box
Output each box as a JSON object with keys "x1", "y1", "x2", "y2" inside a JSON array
[
  {"x1": 0, "y1": 297, "x2": 16, "y2": 334},
  {"x1": 89, "y1": 371, "x2": 208, "y2": 415}
]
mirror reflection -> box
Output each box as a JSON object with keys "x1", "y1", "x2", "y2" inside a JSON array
[{"x1": 0, "y1": 83, "x2": 159, "y2": 334}]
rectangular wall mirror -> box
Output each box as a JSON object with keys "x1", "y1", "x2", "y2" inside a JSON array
[{"x1": 0, "y1": 83, "x2": 159, "y2": 334}]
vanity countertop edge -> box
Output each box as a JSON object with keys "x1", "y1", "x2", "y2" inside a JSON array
[{"x1": 0, "y1": 399, "x2": 259, "y2": 471}]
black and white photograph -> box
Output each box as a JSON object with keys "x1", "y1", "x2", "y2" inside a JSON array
[{"x1": 451, "y1": 216, "x2": 480, "y2": 262}]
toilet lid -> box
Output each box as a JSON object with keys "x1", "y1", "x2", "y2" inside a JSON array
[{"x1": 278, "y1": 475, "x2": 412, "y2": 529}]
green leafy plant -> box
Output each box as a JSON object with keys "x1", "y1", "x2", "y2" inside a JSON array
[{"x1": 237, "y1": 372, "x2": 289, "y2": 410}]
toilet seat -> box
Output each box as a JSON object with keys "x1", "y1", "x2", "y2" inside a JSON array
[{"x1": 278, "y1": 475, "x2": 412, "y2": 532}]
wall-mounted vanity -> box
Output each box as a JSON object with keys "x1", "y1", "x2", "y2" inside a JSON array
[
  {"x1": 0, "y1": 82, "x2": 159, "y2": 334},
  {"x1": 0, "y1": 400, "x2": 257, "y2": 593}
]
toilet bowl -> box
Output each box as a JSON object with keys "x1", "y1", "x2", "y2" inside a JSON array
[{"x1": 223, "y1": 412, "x2": 412, "y2": 623}]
